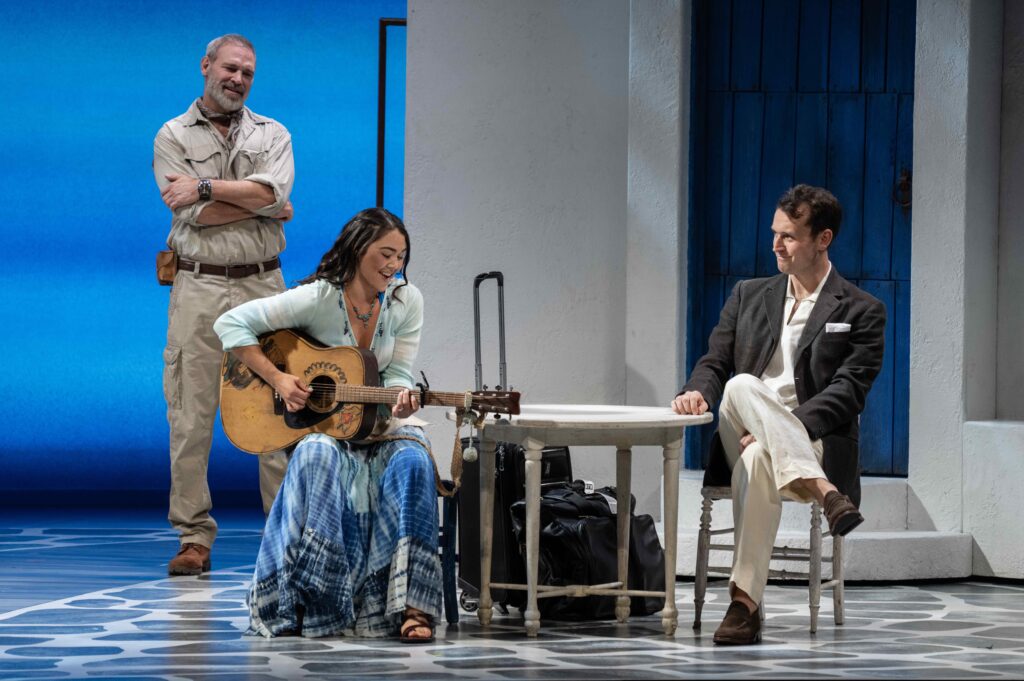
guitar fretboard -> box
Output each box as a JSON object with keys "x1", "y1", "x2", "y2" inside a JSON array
[{"x1": 333, "y1": 385, "x2": 490, "y2": 409}]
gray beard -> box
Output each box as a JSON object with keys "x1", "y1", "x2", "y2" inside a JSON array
[{"x1": 204, "y1": 79, "x2": 244, "y2": 113}]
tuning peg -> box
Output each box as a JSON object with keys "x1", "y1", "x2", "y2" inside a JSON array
[
  {"x1": 495, "y1": 384, "x2": 503, "y2": 391},
  {"x1": 482, "y1": 384, "x2": 489, "y2": 391}
]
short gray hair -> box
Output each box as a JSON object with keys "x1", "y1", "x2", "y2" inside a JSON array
[{"x1": 205, "y1": 34, "x2": 255, "y2": 61}]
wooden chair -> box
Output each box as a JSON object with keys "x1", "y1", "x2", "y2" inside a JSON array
[{"x1": 692, "y1": 484, "x2": 845, "y2": 633}]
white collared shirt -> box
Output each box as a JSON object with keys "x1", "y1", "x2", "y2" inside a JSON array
[{"x1": 760, "y1": 264, "x2": 832, "y2": 410}]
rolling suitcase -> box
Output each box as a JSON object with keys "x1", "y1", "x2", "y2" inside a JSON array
[{"x1": 457, "y1": 271, "x2": 573, "y2": 612}]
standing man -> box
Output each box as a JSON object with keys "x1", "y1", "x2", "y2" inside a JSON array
[
  {"x1": 154, "y1": 34, "x2": 293, "y2": 575},
  {"x1": 673, "y1": 185, "x2": 886, "y2": 645}
]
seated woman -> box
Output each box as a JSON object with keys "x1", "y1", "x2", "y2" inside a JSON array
[{"x1": 213, "y1": 207, "x2": 439, "y2": 643}]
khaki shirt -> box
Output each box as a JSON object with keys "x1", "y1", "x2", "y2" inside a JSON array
[{"x1": 153, "y1": 100, "x2": 294, "y2": 265}]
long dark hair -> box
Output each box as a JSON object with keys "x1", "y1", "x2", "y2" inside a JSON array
[{"x1": 299, "y1": 207, "x2": 410, "y2": 297}]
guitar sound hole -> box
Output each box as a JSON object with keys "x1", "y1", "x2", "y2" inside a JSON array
[{"x1": 307, "y1": 375, "x2": 337, "y2": 413}]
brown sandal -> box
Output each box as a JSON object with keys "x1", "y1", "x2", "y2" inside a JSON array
[{"x1": 399, "y1": 609, "x2": 435, "y2": 644}]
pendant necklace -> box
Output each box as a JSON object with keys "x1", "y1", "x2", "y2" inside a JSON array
[{"x1": 346, "y1": 290, "x2": 376, "y2": 328}]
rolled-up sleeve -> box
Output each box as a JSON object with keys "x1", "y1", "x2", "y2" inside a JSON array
[
  {"x1": 244, "y1": 126, "x2": 294, "y2": 217},
  {"x1": 382, "y1": 286, "x2": 424, "y2": 389},
  {"x1": 214, "y1": 282, "x2": 321, "y2": 351},
  {"x1": 153, "y1": 125, "x2": 211, "y2": 227}
]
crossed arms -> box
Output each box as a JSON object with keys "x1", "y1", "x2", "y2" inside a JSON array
[{"x1": 152, "y1": 125, "x2": 294, "y2": 227}]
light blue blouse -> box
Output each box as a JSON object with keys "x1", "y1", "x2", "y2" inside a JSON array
[{"x1": 213, "y1": 278, "x2": 424, "y2": 389}]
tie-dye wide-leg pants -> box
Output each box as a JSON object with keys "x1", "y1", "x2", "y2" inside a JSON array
[{"x1": 247, "y1": 426, "x2": 442, "y2": 638}]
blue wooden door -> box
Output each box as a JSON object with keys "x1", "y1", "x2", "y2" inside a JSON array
[{"x1": 687, "y1": 0, "x2": 914, "y2": 476}]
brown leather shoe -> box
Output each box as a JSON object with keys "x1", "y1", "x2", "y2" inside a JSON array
[
  {"x1": 713, "y1": 601, "x2": 762, "y2": 645},
  {"x1": 824, "y1": 491, "x2": 864, "y2": 537},
  {"x1": 168, "y1": 543, "x2": 211, "y2": 576}
]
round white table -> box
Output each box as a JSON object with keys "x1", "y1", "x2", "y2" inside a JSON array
[{"x1": 470, "y1": 404, "x2": 712, "y2": 636}]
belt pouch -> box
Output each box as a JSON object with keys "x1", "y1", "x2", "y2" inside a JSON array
[{"x1": 156, "y1": 249, "x2": 177, "y2": 286}]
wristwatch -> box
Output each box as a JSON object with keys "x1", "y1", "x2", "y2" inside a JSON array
[{"x1": 197, "y1": 178, "x2": 212, "y2": 201}]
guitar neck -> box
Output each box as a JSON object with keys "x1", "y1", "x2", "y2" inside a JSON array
[{"x1": 334, "y1": 385, "x2": 477, "y2": 409}]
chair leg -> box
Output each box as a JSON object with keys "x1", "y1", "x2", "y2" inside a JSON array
[
  {"x1": 808, "y1": 503, "x2": 822, "y2": 634},
  {"x1": 833, "y1": 534, "x2": 845, "y2": 625},
  {"x1": 693, "y1": 494, "x2": 713, "y2": 629}
]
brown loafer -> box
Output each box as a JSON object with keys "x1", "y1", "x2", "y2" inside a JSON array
[
  {"x1": 824, "y1": 491, "x2": 864, "y2": 537},
  {"x1": 168, "y1": 543, "x2": 211, "y2": 576},
  {"x1": 713, "y1": 601, "x2": 761, "y2": 645}
]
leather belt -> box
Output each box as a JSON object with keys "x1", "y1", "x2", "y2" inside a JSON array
[{"x1": 178, "y1": 257, "x2": 280, "y2": 278}]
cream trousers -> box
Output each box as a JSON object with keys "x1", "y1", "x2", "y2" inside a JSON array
[{"x1": 718, "y1": 374, "x2": 826, "y2": 604}]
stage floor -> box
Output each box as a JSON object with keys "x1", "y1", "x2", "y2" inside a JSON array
[{"x1": 1, "y1": 510, "x2": 1023, "y2": 680}]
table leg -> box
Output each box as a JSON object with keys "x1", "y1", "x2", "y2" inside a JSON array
[
  {"x1": 523, "y1": 437, "x2": 544, "y2": 637},
  {"x1": 478, "y1": 432, "x2": 497, "y2": 627},
  {"x1": 661, "y1": 438, "x2": 682, "y2": 636},
  {"x1": 615, "y1": 446, "x2": 632, "y2": 623}
]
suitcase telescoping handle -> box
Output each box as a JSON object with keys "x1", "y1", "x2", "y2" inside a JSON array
[{"x1": 473, "y1": 271, "x2": 507, "y2": 391}]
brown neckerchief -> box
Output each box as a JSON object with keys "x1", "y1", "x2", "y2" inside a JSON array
[{"x1": 196, "y1": 99, "x2": 244, "y2": 145}]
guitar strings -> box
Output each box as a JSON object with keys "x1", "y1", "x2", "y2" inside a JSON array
[
  {"x1": 292, "y1": 386, "x2": 483, "y2": 404},
  {"x1": 283, "y1": 386, "x2": 505, "y2": 407}
]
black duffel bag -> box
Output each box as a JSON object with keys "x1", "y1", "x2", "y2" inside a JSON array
[{"x1": 509, "y1": 482, "x2": 665, "y2": 620}]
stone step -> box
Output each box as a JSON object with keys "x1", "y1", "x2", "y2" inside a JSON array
[
  {"x1": 664, "y1": 472, "x2": 973, "y2": 581},
  {"x1": 668, "y1": 527, "x2": 973, "y2": 581},
  {"x1": 675, "y1": 471, "x2": 911, "y2": 533}
]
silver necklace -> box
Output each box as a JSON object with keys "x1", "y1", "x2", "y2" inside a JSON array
[{"x1": 347, "y1": 291, "x2": 377, "y2": 328}]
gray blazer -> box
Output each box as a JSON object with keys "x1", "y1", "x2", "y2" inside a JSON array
[{"x1": 681, "y1": 269, "x2": 886, "y2": 506}]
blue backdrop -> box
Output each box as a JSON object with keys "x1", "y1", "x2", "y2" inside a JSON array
[{"x1": 0, "y1": 1, "x2": 406, "y2": 504}]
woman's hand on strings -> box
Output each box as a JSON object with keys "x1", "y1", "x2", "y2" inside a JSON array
[
  {"x1": 273, "y1": 374, "x2": 312, "y2": 412},
  {"x1": 392, "y1": 388, "x2": 420, "y2": 418}
]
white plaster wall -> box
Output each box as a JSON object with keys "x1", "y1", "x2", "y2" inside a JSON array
[
  {"x1": 909, "y1": 0, "x2": 969, "y2": 532},
  {"x1": 964, "y1": 422, "x2": 1024, "y2": 577},
  {"x1": 404, "y1": 0, "x2": 633, "y2": 507},
  {"x1": 913, "y1": 2, "x2": 1007, "y2": 581},
  {"x1": 997, "y1": 1, "x2": 1024, "y2": 419},
  {"x1": 963, "y1": 0, "x2": 1002, "y2": 422},
  {"x1": 625, "y1": 0, "x2": 689, "y2": 514},
  {"x1": 960, "y1": 3, "x2": 1024, "y2": 580}
]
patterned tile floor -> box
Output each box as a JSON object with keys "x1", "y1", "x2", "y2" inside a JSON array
[{"x1": 1, "y1": 510, "x2": 1023, "y2": 680}]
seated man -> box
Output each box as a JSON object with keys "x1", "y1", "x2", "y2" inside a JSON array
[{"x1": 672, "y1": 184, "x2": 886, "y2": 645}]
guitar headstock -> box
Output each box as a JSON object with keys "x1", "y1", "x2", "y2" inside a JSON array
[{"x1": 471, "y1": 390, "x2": 521, "y2": 415}]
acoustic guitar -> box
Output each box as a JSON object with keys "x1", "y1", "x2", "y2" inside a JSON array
[{"x1": 219, "y1": 329, "x2": 520, "y2": 454}]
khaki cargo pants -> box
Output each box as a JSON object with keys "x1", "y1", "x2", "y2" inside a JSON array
[{"x1": 164, "y1": 265, "x2": 289, "y2": 548}]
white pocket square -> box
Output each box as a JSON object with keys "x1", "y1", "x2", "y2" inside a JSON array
[{"x1": 826, "y1": 323, "x2": 851, "y2": 333}]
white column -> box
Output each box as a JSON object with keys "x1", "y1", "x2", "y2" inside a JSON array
[
  {"x1": 626, "y1": 0, "x2": 690, "y2": 517},
  {"x1": 909, "y1": 0, "x2": 1002, "y2": 532}
]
